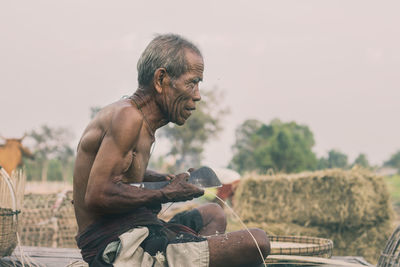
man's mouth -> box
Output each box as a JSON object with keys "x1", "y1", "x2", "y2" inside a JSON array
[
  {"x1": 185, "y1": 107, "x2": 196, "y2": 113},
  {"x1": 184, "y1": 107, "x2": 195, "y2": 117}
]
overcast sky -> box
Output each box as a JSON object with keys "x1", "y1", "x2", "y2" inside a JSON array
[{"x1": 1, "y1": 0, "x2": 399, "y2": 168}]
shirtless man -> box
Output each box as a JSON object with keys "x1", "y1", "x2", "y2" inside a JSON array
[{"x1": 73, "y1": 34, "x2": 270, "y2": 267}]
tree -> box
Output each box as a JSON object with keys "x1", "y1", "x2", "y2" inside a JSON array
[
  {"x1": 384, "y1": 150, "x2": 400, "y2": 172},
  {"x1": 57, "y1": 145, "x2": 75, "y2": 182},
  {"x1": 352, "y1": 153, "x2": 370, "y2": 168},
  {"x1": 27, "y1": 125, "x2": 75, "y2": 182},
  {"x1": 159, "y1": 88, "x2": 228, "y2": 172},
  {"x1": 228, "y1": 119, "x2": 263, "y2": 173},
  {"x1": 317, "y1": 149, "x2": 348, "y2": 169},
  {"x1": 230, "y1": 119, "x2": 317, "y2": 174}
]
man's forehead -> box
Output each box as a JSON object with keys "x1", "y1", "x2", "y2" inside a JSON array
[
  {"x1": 190, "y1": 62, "x2": 204, "y2": 74},
  {"x1": 185, "y1": 49, "x2": 204, "y2": 72}
]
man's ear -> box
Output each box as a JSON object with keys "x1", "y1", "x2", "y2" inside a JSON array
[{"x1": 153, "y1": 68, "x2": 167, "y2": 94}]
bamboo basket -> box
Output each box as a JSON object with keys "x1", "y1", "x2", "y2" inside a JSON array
[
  {"x1": 377, "y1": 225, "x2": 400, "y2": 267},
  {"x1": 269, "y1": 235, "x2": 333, "y2": 258},
  {"x1": 0, "y1": 167, "x2": 21, "y2": 257}
]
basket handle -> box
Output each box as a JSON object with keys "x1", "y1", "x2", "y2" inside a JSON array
[{"x1": 0, "y1": 166, "x2": 18, "y2": 222}]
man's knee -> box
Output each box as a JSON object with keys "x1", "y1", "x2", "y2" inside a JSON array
[
  {"x1": 249, "y1": 228, "x2": 270, "y2": 259},
  {"x1": 199, "y1": 203, "x2": 227, "y2": 228},
  {"x1": 207, "y1": 229, "x2": 270, "y2": 267},
  {"x1": 209, "y1": 203, "x2": 227, "y2": 229}
]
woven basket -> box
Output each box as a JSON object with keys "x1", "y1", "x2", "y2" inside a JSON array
[
  {"x1": 268, "y1": 235, "x2": 333, "y2": 258},
  {"x1": 0, "y1": 167, "x2": 19, "y2": 257},
  {"x1": 377, "y1": 225, "x2": 400, "y2": 267}
]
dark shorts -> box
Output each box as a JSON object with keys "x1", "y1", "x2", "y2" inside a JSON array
[
  {"x1": 91, "y1": 208, "x2": 207, "y2": 266},
  {"x1": 140, "y1": 208, "x2": 206, "y2": 256},
  {"x1": 169, "y1": 208, "x2": 204, "y2": 233}
]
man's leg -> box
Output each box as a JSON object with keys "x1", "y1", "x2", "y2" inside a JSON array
[
  {"x1": 207, "y1": 228, "x2": 270, "y2": 267},
  {"x1": 168, "y1": 204, "x2": 269, "y2": 266},
  {"x1": 196, "y1": 203, "x2": 227, "y2": 236}
]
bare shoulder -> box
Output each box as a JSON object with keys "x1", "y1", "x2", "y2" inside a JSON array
[
  {"x1": 78, "y1": 100, "x2": 142, "y2": 154},
  {"x1": 108, "y1": 100, "x2": 144, "y2": 150}
]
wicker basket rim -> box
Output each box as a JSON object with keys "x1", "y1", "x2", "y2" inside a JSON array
[
  {"x1": 268, "y1": 235, "x2": 333, "y2": 257},
  {"x1": 268, "y1": 235, "x2": 333, "y2": 244}
]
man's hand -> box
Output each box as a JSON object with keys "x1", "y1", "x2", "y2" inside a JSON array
[
  {"x1": 144, "y1": 170, "x2": 175, "y2": 182},
  {"x1": 164, "y1": 174, "x2": 176, "y2": 181},
  {"x1": 164, "y1": 168, "x2": 194, "y2": 181},
  {"x1": 160, "y1": 171, "x2": 204, "y2": 203}
]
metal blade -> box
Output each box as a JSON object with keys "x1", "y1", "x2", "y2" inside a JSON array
[
  {"x1": 130, "y1": 166, "x2": 222, "y2": 189},
  {"x1": 188, "y1": 166, "x2": 222, "y2": 188}
]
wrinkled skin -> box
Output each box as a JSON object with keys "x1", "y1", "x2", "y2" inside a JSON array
[
  {"x1": 156, "y1": 53, "x2": 204, "y2": 125},
  {"x1": 73, "y1": 49, "x2": 270, "y2": 267}
]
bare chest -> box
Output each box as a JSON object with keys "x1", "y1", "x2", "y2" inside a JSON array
[{"x1": 124, "y1": 135, "x2": 155, "y2": 183}]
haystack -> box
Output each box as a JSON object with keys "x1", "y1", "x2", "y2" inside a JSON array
[
  {"x1": 233, "y1": 168, "x2": 394, "y2": 263},
  {"x1": 20, "y1": 191, "x2": 78, "y2": 248}
]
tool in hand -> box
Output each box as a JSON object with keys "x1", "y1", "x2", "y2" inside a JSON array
[{"x1": 130, "y1": 166, "x2": 222, "y2": 189}]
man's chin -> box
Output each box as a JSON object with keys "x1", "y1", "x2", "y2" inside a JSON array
[
  {"x1": 175, "y1": 118, "x2": 186, "y2": 126},
  {"x1": 173, "y1": 115, "x2": 189, "y2": 126}
]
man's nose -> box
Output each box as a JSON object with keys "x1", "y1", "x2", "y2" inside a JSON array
[{"x1": 193, "y1": 86, "x2": 201, "y2": 101}]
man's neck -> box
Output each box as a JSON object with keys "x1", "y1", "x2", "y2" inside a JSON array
[{"x1": 131, "y1": 89, "x2": 169, "y2": 132}]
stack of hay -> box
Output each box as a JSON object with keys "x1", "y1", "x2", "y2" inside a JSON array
[
  {"x1": 20, "y1": 193, "x2": 58, "y2": 247},
  {"x1": 56, "y1": 191, "x2": 78, "y2": 248},
  {"x1": 20, "y1": 191, "x2": 78, "y2": 248},
  {"x1": 233, "y1": 168, "x2": 394, "y2": 264}
]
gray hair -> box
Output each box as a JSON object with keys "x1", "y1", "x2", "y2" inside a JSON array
[{"x1": 137, "y1": 34, "x2": 202, "y2": 88}]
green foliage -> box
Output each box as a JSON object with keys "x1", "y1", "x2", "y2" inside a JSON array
[
  {"x1": 317, "y1": 149, "x2": 348, "y2": 169},
  {"x1": 384, "y1": 150, "x2": 400, "y2": 172},
  {"x1": 159, "y1": 88, "x2": 228, "y2": 172},
  {"x1": 352, "y1": 153, "x2": 370, "y2": 168},
  {"x1": 227, "y1": 119, "x2": 263, "y2": 173},
  {"x1": 24, "y1": 157, "x2": 41, "y2": 181},
  {"x1": 229, "y1": 119, "x2": 317, "y2": 174},
  {"x1": 25, "y1": 125, "x2": 75, "y2": 182},
  {"x1": 47, "y1": 159, "x2": 63, "y2": 181},
  {"x1": 385, "y1": 174, "x2": 400, "y2": 206}
]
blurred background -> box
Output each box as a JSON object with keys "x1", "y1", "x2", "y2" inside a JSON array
[
  {"x1": 1, "y1": 1, "x2": 400, "y2": 263},
  {"x1": 1, "y1": 0, "x2": 399, "y2": 181}
]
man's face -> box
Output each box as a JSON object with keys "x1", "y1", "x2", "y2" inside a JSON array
[{"x1": 164, "y1": 50, "x2": 204, "y2": 125}]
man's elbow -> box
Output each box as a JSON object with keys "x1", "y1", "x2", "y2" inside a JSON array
[{"x1": 84, "y1": 190, "x2": 109, "y2": 212}]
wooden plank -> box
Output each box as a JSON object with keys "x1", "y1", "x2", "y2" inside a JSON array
[
  {"x1": 13, "y1": 246, "x2": 81, "y2": 258},
  {"x1": 1, "y1": 246, "x2": 373, "y2": 267},
  {"x1": 267, "y1": 255, "x2": 372, "y2": 267},
  {"x1": 331, "y1": 256, "x2": 374, "y2": 267},
  {"x1": 0, "y1": 246, "x2": 84, "y2": 267}
]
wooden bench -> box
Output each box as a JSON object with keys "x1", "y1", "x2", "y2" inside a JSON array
[{"x1": 0, "y1": 246, "x2": 374, "y2": 267}]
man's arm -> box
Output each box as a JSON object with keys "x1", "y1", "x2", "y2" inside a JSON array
[
  {"x1": 84, "y1": 108, "x2": 162, "y2": 214},
  {"x1": 84, "y1": 108, "x2": 203, "y2": 215}
]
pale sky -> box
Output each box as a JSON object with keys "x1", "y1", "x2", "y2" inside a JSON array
[{"x1": 1, "y1": 0, "x2": 399, "y2": 168}]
